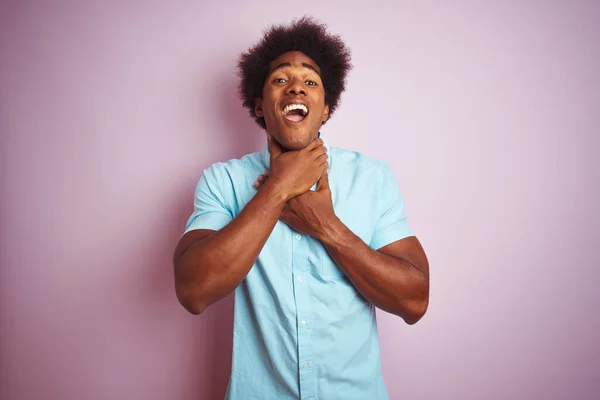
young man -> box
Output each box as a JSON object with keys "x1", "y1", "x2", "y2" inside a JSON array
[{"x1": 173, "y1": 16, "x2": 429, "y2": 400}]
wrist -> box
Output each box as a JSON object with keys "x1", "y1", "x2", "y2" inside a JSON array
[
  {"x1": 262, "y1": 179, "x2": 291, "y2": 205},
  {"x1": 317, "y1": 214, "x2": 345, "y2": 246}
]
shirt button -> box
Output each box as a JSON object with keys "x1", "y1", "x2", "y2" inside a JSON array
[
  {"x1": 296, "y1": 234, "x2": 301, "y2": 240},
  {"x1": 297, "y1": 276, "x2": 303, "y2": 283},
  {"x1": 301, "y1": 362, "x2": 309, "y2": 369},
  {"x1": 301, "y1": 320, "x2": 307, "y2": 327}
]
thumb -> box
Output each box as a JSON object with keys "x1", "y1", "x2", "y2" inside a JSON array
[
  {"x1": 268, "y1": 136, "x2": 283, "y2": 161},
  {"x1": 318, "y1": 169, "x2": 330, "y2": 191}
]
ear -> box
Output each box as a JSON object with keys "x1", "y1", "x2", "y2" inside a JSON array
[
  {"x1": 322, "y1": 104, "x2": 330, "y2": 123},
  {"x1": 254, "y1": 97, "x2": 264, "y2": 117}
]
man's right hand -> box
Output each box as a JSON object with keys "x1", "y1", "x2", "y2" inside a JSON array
[{"x1": 266, "y1": 136, "x2": 328, "y2": 200}]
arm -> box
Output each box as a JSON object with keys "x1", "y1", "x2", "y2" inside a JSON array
[
  {"x1": 253, "y1": 162, "x2": 429, "y2": 324},
  {"x1": 173, "y1": 181, "x2": 287, "y2": 314},
  {"x1": 319, "y1": 221, "x2": 429, "y2": 324},
  {"x1": 173, "y1": 137, "x2": 328, "y2": 314}
]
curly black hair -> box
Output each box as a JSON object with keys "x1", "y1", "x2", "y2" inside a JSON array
[{"x1": 237, "y1": 16, "x2": 352, "y2": 129}]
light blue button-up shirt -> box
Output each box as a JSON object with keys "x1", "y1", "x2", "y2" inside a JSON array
[{"x1": 184, "y1": 134, "x2": 413, "y2": 400}]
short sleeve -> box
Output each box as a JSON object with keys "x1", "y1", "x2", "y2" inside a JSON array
[
  {"x1": 184, "y1": 164, "x2": 234, "y2": 234},
  {"x1": 369, "y1": 162, "x2": 414, "y2": 249}
]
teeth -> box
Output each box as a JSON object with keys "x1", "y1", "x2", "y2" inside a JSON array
[{"x1": 283, "y1": 104, "x2": 308, "y2": 116}]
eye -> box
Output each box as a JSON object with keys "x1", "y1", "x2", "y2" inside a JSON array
[
  {"x1": 305, "y1": 80, "x2": 317, "y2": 86},
  {"x1": 273, "y1": 78, "x2": 287, "y2": 84}
]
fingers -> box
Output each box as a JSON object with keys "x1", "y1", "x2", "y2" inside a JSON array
[
  {"x1": 317, "y1": 168, "x2": 330, "y2": 191},
  {"x1": 253, "y1": 171, "x2": 269, "y2": 189},
  {"x1": 313, "y1": 146, "x2": 327, "y2": 160},
  {"x1": 305, "y1": 137, "x2": 324, "y2": 152},
  {"x1": 316, "y1": 153, "x2": 328, "y2": 165}
]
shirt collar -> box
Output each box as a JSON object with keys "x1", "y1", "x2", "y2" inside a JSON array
[{"x1": 260, "y1": 132, "x2": 331, "y2": 170}]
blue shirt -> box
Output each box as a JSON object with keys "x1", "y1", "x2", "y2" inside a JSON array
[{"x1": 184, "y1": 134, "x2": 413, "y2": 400}]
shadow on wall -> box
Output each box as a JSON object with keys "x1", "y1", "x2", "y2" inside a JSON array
[{"x1": 145, "y1": 69, "x2": 263, "y2": 399}]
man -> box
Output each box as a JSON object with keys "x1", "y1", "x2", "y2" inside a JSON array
[{"x1": 173, "y1": 16, "x2": 429, "y2": 400}]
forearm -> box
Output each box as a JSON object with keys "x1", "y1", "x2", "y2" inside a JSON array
[
  {"x1": 320, "y1": 218, "x2": 428, "y2": 324},
  {"x1": 176, "y1": 180, "x2": 287, "y2": 314}
]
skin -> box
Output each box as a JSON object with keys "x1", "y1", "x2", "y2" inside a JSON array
[
  {"x1": 254, "y1": 164, "x2": 429, "y2": 323},
  {"x1": 174, "y1": 51, "x2": 429, "y2": 324},
  {"x1": 254, "y1": 51, "x2": 329, "y2": 150}
]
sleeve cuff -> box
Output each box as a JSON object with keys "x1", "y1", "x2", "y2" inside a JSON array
[
  {"x1": 369, "y1": 220, "x2": 414, "y2": 250},
  {"x1": 184, "y1": 212, "x2": 232, "y2": 234}
]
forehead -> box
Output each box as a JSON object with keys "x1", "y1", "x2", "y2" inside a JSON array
[{"x1": 269, "y1": 51, "x2": 321, "y2": 74}]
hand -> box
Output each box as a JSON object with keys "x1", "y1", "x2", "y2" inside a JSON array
[
  {"x1": 265, "y1": 136, "x2": 328, "y2": 200},
  {"x1": 254, "y1": 169, "x2": 337, "y2": 240}
]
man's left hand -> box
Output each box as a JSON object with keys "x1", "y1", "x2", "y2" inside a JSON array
[{"x1": 254, "y1": 169, "x2": 337, "y2": 240}]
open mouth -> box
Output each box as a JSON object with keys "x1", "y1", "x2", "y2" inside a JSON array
[{"x1": 282, "y1": 103, "x2": 309, "y2": 123}]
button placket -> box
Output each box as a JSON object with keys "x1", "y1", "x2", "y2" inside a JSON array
[{"x1": 291, "y1": 230, "x2": 315, "y2": 399}]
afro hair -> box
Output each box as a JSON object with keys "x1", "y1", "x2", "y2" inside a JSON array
[{"x1": 237, "y1": 16, "x2": 352, "y2": 129}]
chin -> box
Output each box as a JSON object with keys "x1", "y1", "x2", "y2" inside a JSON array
[
  {"x1": 283, "y1": 139, "x2": 309, "y2": 150},
  {"x1": 278, "y1": 128, "x2": 317, "y2": 150}
]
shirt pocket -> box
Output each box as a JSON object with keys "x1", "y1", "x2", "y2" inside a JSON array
[{"x1": 320, "y1": 247, "x2": 346, "y2": 279}]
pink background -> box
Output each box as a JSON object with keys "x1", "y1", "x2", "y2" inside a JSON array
[{"x1": 1, "y1": 1, "x2": 599, "y2": 399}]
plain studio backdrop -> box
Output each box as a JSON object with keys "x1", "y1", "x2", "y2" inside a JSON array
[{"x1": 1, "y1": 1, "x2": 598, "y2": 399}]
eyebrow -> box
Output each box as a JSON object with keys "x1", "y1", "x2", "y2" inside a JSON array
[{"x1": 270, "y1": 62, "x2": 321, "y2": 75}]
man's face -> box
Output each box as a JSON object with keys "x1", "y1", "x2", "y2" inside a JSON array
[{"x1": 255, "y1": 51, "x2": 329, "y2": 150}]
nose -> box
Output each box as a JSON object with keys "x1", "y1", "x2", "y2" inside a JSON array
[{"x1": 286, "y1": 77, "x2": 306, "y2": 96}]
